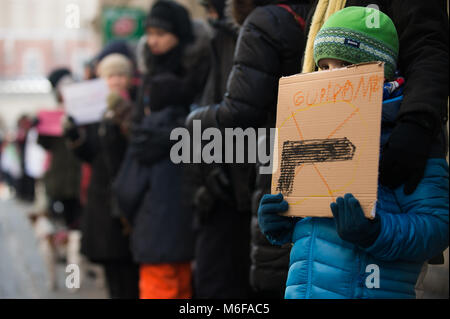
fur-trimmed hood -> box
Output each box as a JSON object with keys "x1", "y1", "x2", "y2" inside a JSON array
[{"x1": 136, "y1": 19, "x2": 212, "y2": 75}]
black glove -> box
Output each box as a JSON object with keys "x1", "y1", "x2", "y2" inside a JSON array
[
  {"x1": 185, "y1": 105, "x2": 220, "y2": 131},
  {"x1": 257, "y1": 193, "x2": 298, "y2": 246},
  {"x1": 379, "y1": 121, "x2": 433, "y2": 195},
  {"x1": 193, "y1": 186, "x2": 215, "y2": 223},
  {"x1": 129, "y1": 126, "x2": 174, "y2": 165},
  {"x1": 205, "y1": 166, "x2": 233, "y2": 202},
  {"x1": 330, "y1": 193, "x2": 381, "y2": 248},
  {"x1": 193, "y1": 166, "x2": 233, "y2": 222},
  {"x1": 62, "y1": 115, "x2": 80, "y2": 142}
]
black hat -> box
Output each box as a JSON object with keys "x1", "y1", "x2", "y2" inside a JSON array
[
  {"x1": 96, "y1": 39, "x2": 135, "y2": 65},
  {"x1": 145, "y1": 0, "x2": 194, "y2": 45},
  {"x1": 200, "y1": 0, "x2": 226, "y2": 19},
  {"x1": 47, "y1": 68, "x2": 71, "y2": 88}
]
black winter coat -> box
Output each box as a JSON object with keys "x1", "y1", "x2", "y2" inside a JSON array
[
  {"x1": 117, "y1": 20, "x2": 212, "y2": 264},
  {"x1": 120, "y1": 106, "x2": 195, "y2": 264},
  {"x1": 134, "y1": 20, "x2": 212, "y2": 120},
  {"x1": 189, "y1": 15, "x2": 254, "y2": 298},
  {"x1": 251, "y1": 161, "x2": 291, "y2": 297},
  {"x1": 213, "y1": 1, "x2": 309, "y2": 129},
  {"x1": 194, "y1": 0, "x2": 310, "y2": 296},
  {"x1": 200, "y1": 19, "x2": 238, "y2": 106},
  {"x1": 191, "y1": 18, "x2": 238, "y2": 220},
  {"x1": 72, "y1": 123, "x2": 133, "y2": 263}
]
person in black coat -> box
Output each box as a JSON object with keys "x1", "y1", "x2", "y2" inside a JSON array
[
  {"x1": 15, "y1": 115, "x2": 36, "y2": 203},
  {"x1": 191, "y1": 0, "x2": 255, "y2": 299},
  {"x1": 187, "y1": 0, "x2": 310, "y2": 298},
  {"x1": 115, "y1": 0, "x2": 212, "y2": 299},
  {"x1": 38, "y1": 69, "x2": 82, "y2": 229},
  {"x1": 63, "y1": 53, "x2": 139, "y2": 299},
  {"x1": 199, "y1": 0, "x2": 238, "y2": 106}
]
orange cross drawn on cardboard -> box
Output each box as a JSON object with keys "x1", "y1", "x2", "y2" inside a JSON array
[{"x1": 271, "y1": 62, "x2": 385, "y2": 218}]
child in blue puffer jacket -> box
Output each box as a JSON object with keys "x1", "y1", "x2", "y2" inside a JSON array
[{"x1": 258, "y1": 6, "x2": 449, "y2": 299}]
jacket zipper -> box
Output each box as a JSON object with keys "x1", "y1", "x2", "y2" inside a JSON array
[{"x1": 305, "y1": 218, "x2": 317, "y2": 298}]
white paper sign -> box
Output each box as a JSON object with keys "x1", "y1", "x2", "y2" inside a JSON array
[
  {"x1": 61, "y1": 78, "x2": 109, "y2": 125},
  {"x1": 25, "y1": 128, "x2": 48, "y2": 179}
]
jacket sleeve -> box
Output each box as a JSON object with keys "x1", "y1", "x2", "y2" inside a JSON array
[
  {"x1": 70, "y1": 124, "x2": 99, "y2": 163},
  {"x1": 214, "y1": 6, "x2": 283, "y2": 129},
  {"x1": 113, "y1": 148, "x2": 150, "y2": 224},
  {"x1": 363, "y1": 158, "x2": 449, "y2": 262},
  {"x1": 389, "y1": 0, "x2": 449, "y2": 133},
  {"x1": 36, "y1": 134, "x2": 55, "y2": 150}
]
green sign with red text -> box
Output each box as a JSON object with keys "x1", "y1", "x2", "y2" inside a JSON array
[{"x1": 102, "y1": 7, "x2": 146, "y2": 44}]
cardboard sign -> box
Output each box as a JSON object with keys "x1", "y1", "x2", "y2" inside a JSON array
[
  {"x1": 61, "y1": 78, "x2": 109, "y2": 125},
  {"x1": 37, "y1": 109, "x2": 64, "y2": 136},
  {"x1": 271, "y1": 62, "x2": 384, "y2": 218}
]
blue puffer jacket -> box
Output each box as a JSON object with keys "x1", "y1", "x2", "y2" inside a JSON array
[{"x1": 284, "y1": 93, "x2": 449, "y2": 299}]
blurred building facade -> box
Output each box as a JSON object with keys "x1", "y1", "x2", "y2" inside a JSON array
[
  {"x1": 0, "y1": 0, "x2": 101, "y2": 78},
  {"x1": 0, "y1": 0, "x2": 205, "y2": 79},
  {"x1": 0, "y1": 0, "x2": 205, "y2": 131}
]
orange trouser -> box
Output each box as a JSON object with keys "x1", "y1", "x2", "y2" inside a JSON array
[{"x1": 139, "y1": 262, "x2": 192, "y2": 299}]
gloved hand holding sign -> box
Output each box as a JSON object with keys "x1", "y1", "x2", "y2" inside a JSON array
[
  {"x1": 257, "y1": 193, "x2": 299, "y2": 246},
  {"x1": 330, "y1": 193, "x2": 381, "y2": 248}
]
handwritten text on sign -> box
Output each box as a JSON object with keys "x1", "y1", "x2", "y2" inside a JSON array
[{"x1": 272, "y1": 63, "x2": 385, "y2": 218}]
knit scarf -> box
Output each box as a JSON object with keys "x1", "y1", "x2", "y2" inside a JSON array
[
  {"x1": 301, "y1": 0, "x2": 347, "y2": 73},
  {"x1": 145, "y1": 44, "x2": 185, "y2": 76}
]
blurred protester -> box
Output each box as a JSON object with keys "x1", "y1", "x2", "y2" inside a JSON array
[
  {"x1": 93, "y1": 39, "x2": 140, "y2": 102},
  {"x1": 79, "y1": 58, "x2": 97, "y2": 207},
  {"x1": 198, "y1": 0, "x2": 237, "y2": 106},
  {"x1": 83, "y1": 41, "x2": 137, "y2": 209},
  {"x1": 24, "y1": 119, "x2": 47, "y2": 183},
  {"x1": 186, "y1": 0, "x2": 310, "y2": 298},
  {"x1": 38, "y1": 69, "x2": 82, "y2": 231},
  {"x1": 23, "y1": 117, "x2": 58, "y2": 288},
  {"x1": 63, "y1": 53, "x2": 139, "y2": 299},
  {"x1": 115, "y1": 0, "x2": 211, "y2": 299},
  {"x1": 190, "y1": 0, "x2": 251, "y2": 299},
  {"x1": 79, "y1": 59, "x2": 96, "y2": 210},
  {"x1": 33, "y1": 68, "x2": 83, "y2": 290},
  {"x1": 0, "y1": 134, "x2": 22, "y2": 195},
  {"x1": 15, "y1": 114, "x2": 35, "y2": 202}
]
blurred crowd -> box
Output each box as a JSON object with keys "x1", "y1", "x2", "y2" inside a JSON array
[{"x1": 0, "y1": 0, "x2": 448, "y2": 299}]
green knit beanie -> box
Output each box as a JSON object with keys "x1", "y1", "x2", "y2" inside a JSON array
[{"x1": 313, "y1": 6, "x2": 399, "y2": 79}]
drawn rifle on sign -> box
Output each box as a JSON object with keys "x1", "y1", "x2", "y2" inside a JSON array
[{"x1": 276, "y1": 137, "x2": 356, "y2": 195}]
